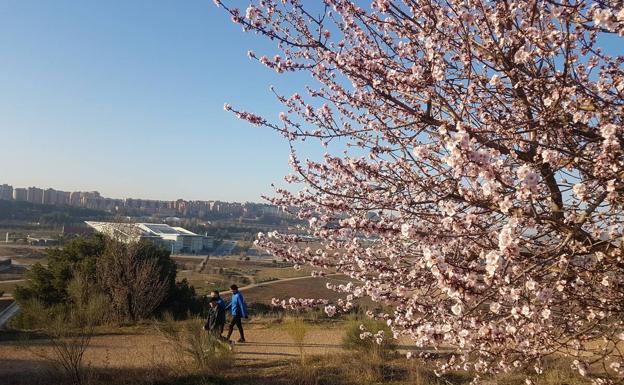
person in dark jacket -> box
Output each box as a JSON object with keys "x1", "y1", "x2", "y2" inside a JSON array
[
  {"x1": 225, "y1": 284, "x2": 248, "y2": 343},
  {"x1": 210, "y1": 290, "x2": 226, "y2": 336},
  {"x1": 204, "y1": 298, "x2": 223, "y2": 338}
]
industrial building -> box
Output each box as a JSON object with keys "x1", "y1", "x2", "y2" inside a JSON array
[{"x1": 85, "y1": 221, "x2": 209, "y2": 254}]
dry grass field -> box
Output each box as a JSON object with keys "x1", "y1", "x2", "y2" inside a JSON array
[
  {"x1": 253, "y1": 265, "x2": 314, "y2": 282},
  {"x1": 0, "y1": 280, "x2": 23, "y2": 295},
  {"x1": 176, "y1": 258, "x2": 315, "y2": 296},
  {"x1": 240, "y1": 275, "x2": 353, "y2": 304},
  {"x1": 0, "y1": 245, "x2": 48, "y2": 265},
  {"x1": 0, "y1": 316, "x2": 590, "y2": 385},
  {"x1": 176, "y1": 271, "x2": 236, "y2": 295},
  {"x1": 0, "y1": 320, "x2": 348, "y2": 384}
]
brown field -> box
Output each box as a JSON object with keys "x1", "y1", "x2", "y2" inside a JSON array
[
  {"x1": 241, "y1": 276, "x2": 353, "y2": 304},
  {"x1": 0, "y1": 321, "x2": 346, "y2": 371},
  {"x1": 170, "y1": 256, "x2": 204, "y2": 270},
  {"x1": 0, "y1": 280, "x2": 24, "y2": 295},
  {"x1": 253, "y1": 265, "x2": 314, "y2": 282},
  {"x1": 176, "y1": 258, "x2": 315, "y2": 296},
  {"x1": 0, "y1": 245, "x2": 48, "y2": 266},
  {"x1": 176, "y1": 270, "x2": 240, "y2": 295}
]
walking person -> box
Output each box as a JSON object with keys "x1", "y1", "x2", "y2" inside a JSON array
[
  {"x1": 210, "y1": 290, "x2": 226, "y2": 337},
  {"x1": 225, "y1": 284, "x2": 248, "y2": 343},
  {"x1": 203, "y1": 297, "x2": 224, "y2": 338}
]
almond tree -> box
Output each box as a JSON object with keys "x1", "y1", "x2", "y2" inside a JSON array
[{"x1": 217, "y1": 0, "x2": 624, "y2": 381}]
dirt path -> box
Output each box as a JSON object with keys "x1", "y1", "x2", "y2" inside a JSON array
[
  {"x1": 0, "y1": 320, "x2": 426, "y2": 378},
  {"x1": 0, "y1": 323, "x2": 346, "y2": 376},
  {"x1": 0, "y1": 279, "x2": 26, "y2": 284}
]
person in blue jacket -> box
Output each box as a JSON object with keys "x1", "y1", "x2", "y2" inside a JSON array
[
  {"x1": 225, "y1": 284, "x2": 248, "y2": 343},
  {"x1": 209, "y1": 290, "x2": 227, "y2": 337}
]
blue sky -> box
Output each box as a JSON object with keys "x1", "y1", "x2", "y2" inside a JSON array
[
  {"x1": 1, "y1": 2, "x2": 621, "y2": 203},
  {"x1": 0, "y1": 0, "x2": 304, "y2": 202}
]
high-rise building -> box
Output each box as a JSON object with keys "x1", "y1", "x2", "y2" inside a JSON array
[
  {"x1": 13, "y1": 188, "x2": 27, "y2": 201},
  {"x1": 69, "y1": 191, "x2": 81, "y2": 206},
  {"x1": 0, "y1": 184, "x2": 13, "y2": 200},
  {"x1": 56, "y1": 191, "x2": 71, "y2": 205},
  {"x1": 26, "y1": 187, "x2": 44, "y2": 204},
  {"x1": 43, "y1": 188, "x2": 58, "y2": 205}
]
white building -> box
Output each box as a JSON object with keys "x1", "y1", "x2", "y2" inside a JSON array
[{"x1": 85, "y1": 221, "x2": 207, "y2": 254}]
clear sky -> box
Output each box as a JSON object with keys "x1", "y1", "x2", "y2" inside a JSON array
[
  {"x1": 1, "y1": 2, "x2": 621, "y2": 203},
  {"x1": 0, "y1": 0, "x2": 303, "y2": 203}
]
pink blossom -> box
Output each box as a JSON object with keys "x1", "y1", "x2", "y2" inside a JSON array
[
  {"x1": 489, "y1": 75, "x2": 502, "y2": 87},
  {"x1": 593, "y1": 8, "x2": 613, "y2": 27},
  {"x1": 219, "y1": 0, "x2": 624, "y2": 378},
  {"x1": 572, "y1": 183, "x2": 587, "y2": 201},
  {"x1": 541, "y1": 308, "x2": 551, "y2": 320},
  {"x1": 371, "y1": 0, "x2": 389, "y2": 12},
  {"x1": 245, "y1": 5, "x2": 259, "y2": 20},
  {"x1": 513, "y1": 47, "x2": 532, "y2": 64}
]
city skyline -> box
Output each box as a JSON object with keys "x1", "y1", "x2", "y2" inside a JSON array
[
  {"x1": 0, "y1": 181, "x2": 291, "y2": 221},
  {"x1": 0, "y1": 181, "x2": 281, "y2": 206}
]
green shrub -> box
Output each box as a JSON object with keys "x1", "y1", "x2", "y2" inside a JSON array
[
  {"x1": 10, "y1": 298, "x2": 52, "y2": 330},
  {"x1": 158, "y1": 278, "x2": 203, "y2": 319},
  {"x1": 14, "y1": 235, "x2": 202, "y2": 324},
  {"x1": 14, "y1": 236, "x2": 104, "y2": 306}
]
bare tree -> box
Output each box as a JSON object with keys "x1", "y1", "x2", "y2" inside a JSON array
[
  {"x1": 44, "y1": 313, "x2": 93, "y2": 385},
  {"x1": 22, "y1": 294, "x2": 96, "y2": 385},
  {"x1": 97, "y1": 235, "x2": 171, "y2": 323}
]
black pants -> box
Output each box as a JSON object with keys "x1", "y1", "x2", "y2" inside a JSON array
[{"x1": 226, "y1": 315, "x2": 245, "y2": 341}]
